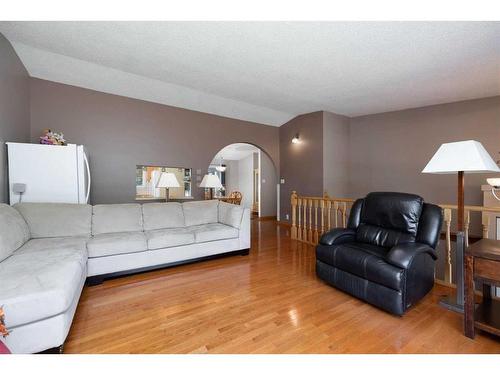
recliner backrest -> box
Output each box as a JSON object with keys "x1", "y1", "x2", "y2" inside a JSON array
[{"x1": 355, "y1": 192, "x2": 424, "y2": 248}]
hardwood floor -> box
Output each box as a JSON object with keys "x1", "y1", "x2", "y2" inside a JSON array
[{"x1": 65, "y1": 220, "x2": 500, "y2": 353}]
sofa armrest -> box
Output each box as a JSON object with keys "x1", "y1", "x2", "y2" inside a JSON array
[
  {"x1": 238, "y1": 208, "x2": 251, "y2": 249},
  {"x1": 386, "y1": 242, "x2": 438, "y2": 269},
  {"x1": 319, "y1": 228, "x2": 356, "y2": 246}
]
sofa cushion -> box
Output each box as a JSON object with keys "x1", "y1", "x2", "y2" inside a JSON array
[
  {"x1": 0, "y1": 204, "x2": 30, "y2": 262},
  {"x1": 0, "y1": 237, "x2": 87, "y2": 328},
  {"x1": 87, "y1": 232, "x2": 147, "y2": 258},
  {"x1": 190, "y1": 223, "x2": 239, "y2": 243},
  {"x1": 316, "y1": 242, "x2": 404, "y2": 291},
  {"x1": 146, "y1": 228, "x2": 195, "y2": 250},
  {"x1": 14, "y1": 203, "x2": 92, "y2": 239},
  {"x1": 182, "y1": 200, "x2": 219, "y2": 227},
  {"x1": 92, "y1": 204, "x2": 143, "y2": 235},
  {"x1": 142, "y1": 202, "x2": 185, "y2": 230},
  {"x1": 218, "y1": 201, "x2": 244, "y2": 229}
]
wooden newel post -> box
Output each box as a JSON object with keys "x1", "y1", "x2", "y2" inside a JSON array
[{"x1": 291, "y1": 191, "x2": 298, "y2": 240}]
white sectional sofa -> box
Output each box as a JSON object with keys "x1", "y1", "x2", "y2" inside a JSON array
[{"x1": 0, "y1": 200, "x2": 250, "y2": 354}]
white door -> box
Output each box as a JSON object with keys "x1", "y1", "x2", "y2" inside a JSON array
[{"x1": 7, "y1": 143, "x2": 80, "y2": 204}]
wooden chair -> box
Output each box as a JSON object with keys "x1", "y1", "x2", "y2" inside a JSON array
[{"x1": 227, "y1": 191, "x2": 242, "y2": 205}]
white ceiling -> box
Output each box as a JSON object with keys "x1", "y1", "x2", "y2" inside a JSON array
[
  {"x1": 1, "y1": 21, "x2": 499, "y2": 126},
  {"x1": 212, "y1": 143, "x2": 259, "y2": 162}
]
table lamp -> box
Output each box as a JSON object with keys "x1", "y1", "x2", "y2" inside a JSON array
[
  {"x1": 156, "y1": 172, "x2": 180, "y2": 202},
  {"x1": 422, "y1": 140, "x2": 500, "y2": 312},
  {"x1": 200, "y1": 174, "x2": 222, "y2": 200}
]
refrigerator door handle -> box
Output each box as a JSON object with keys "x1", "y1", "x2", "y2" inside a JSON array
[{"x1": 83, "y1": 151, "x2": 91, "y2": 203}]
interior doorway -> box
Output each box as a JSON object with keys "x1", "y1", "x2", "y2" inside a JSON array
[{"x1": 208, "y1": 143, "x2": 278, "y2": 219}]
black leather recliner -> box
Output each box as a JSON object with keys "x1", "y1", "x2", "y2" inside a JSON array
[{"x1": 316, "y1": 192, "x2": 443, "y2": 315}]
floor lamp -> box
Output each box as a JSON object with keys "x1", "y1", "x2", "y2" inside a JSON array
[
  {"x1": 200, "y1": 174, "x2": 222, "y2": 200},
  {"x1": 422, "y1": 140, "x2": 500, "y2": 312},
  {"x1": 156, "y1": 172, "x2": 180, "y2": 202}
]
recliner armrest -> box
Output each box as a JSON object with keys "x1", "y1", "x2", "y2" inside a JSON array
[
  {"x1": 319, "y1": 228, "x2": 356, "y2": 246},
  {"x1": 386, "y1": 242, "x2": 437, "y2": 269}
]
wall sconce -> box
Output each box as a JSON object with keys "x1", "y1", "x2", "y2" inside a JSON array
[{"x1": 291, "y1": 133, "x2": 300, "y2": 144}]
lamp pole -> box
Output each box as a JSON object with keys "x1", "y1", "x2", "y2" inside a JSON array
[
  {"x1": 457, "y1": 171, "x2": 464, "y2": 232},
  {"x1": 440, "y1": 170, "x2": 466, "y2": 313}
]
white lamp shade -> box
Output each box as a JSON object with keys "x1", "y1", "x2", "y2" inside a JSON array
[
  {"x1": 199, "y1": 174, "x2": 222, "y2": 188},
  {"x1": 422, "y1": 140, "x2": 500, "y2": 174},
  {"x1": 156, "y1": 172, "x2": 180, "y2": 188}
]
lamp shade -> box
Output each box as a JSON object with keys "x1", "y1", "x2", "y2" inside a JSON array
[
  {"x1": 199, "y1": 174, "x2": 222, "y2": 188},
  {"x1": 422, "y1": 140, "x2": 500, "y2": 174},
  {"x1": 156, "y1": 172, "x2": 180, "y2": 188}
]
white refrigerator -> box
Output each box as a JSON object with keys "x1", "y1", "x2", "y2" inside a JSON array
[{"x1": 6, "y1": 142, "x2": 91, "y2": 205}]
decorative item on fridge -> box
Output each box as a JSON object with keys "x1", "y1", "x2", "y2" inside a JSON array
[{"x1": 39, "y1": 129, "x2": 67, "y2": 145}]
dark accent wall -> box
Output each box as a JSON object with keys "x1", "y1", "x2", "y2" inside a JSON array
[
  {"x1": 279, "y1": 111, "x2": 324, "y2": 222},
  {"x1": 0, "y1": 34, "x2": 30, "y2": 203},
  {"x1": 349, "y1": 96, "x2": 500, "y2": 235},
  {"x1": 349, "y1": 96, "x2": 500, "y2": 205},
  {"x1": 30, "y1": 78, "x2": 280, "y2": 204},
  {"x1": 323, "y1": 111, "x2": 350, "y2": 198}
]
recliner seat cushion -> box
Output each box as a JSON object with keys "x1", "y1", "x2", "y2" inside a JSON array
[
  {"x1": 190, "y1": 223, "x2": 239, "y2": 243},
  {"x1": 316, "y1": 243, "x2": 404, "y2": 291},
  {"x1": 146, "y1": 228, "x2": 195, "y2": 250},
  {"x1": 14, "y1": 203, "x2": 92, "y2": 239},
  {"x1": 356, "y1": 192, "x2": 423, "y2": 247},
  {"x1": 92, "y1": 204, "x2": 143, "y2": 235},
  {"x1": 0, "y1": 204, "x2": 30, "y2": 262},
  {"x1": 182, "y1": 200, "x2": 219, "y2": 227},
  {"x1": 0, "y1": 237, "x2": 87, "y2": 328},
  {"x1": 87, "y1": 232, "x2": 147, "y2": 258},
  {"x1": 142, "y1": 202, "x2": 185, "y2": 230}
]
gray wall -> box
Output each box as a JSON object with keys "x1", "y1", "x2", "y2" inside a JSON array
[
  {"x1": 0, "y1": 34, "x2": 30, "y2": 203},
  {"x1": 237, "y1": 153, "x2": 255, "y2": 209},
  {"x1": 279, "y1": 111, "x2": 324, "y2": 222},
  {"x1": 323, "y1": 111, "x2": 350, "y2": 198},
  {"x1": 349, "y1": 96, "x2": 500, "y2": 235},
  {"x1": 224, "y1": 160, "x2": 239, "y2": 195},
  {"x1": 29, "y1": 78, "x2": 280, "y2": 204}
]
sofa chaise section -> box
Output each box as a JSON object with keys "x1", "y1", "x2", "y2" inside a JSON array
[{"x1": 0, "y1": 203, "x2": 91, "y2": 353}]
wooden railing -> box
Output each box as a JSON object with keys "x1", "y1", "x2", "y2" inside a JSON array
[{"x1": 290, "y1": 191, "x2": 500, "y2": 286}]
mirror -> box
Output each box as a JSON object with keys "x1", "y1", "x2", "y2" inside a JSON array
[{"x1": 136, "y1": 165, "x2": 192, "y2": 200}]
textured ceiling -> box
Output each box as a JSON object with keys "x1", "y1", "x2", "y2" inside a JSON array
[
  {"x1": 1, "y1": 21, "x2": 499, "y2": 126},
  {"x1": 212, "y1": 143, "x2": 259, "y2": 162}
]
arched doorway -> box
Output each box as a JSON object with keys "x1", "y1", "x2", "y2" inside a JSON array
[{"x1": 207, "y1": 143, "x2": 278, "y2": 219}]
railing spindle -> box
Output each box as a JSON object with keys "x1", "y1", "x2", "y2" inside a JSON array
[
  {"x1": 308, "y1": 199, "x2": 313, "y2": 243},
  {"x1": 313, "y1": 200, "x2": 319, "y2": 243},
  {"x1": 291, "y1": 191, "x2": 298, "y2": 240},
  {"x1": 297, "y1": 198, "x2": 302, "y2": 241},
  {"x1": 326, "y1": 200, "x2": 332, "y2": 230},
  {"x1": 334, "y1": 201, "x2": 339, "y2": 227},
  {"x1": 482, "y1": 212, "x2": 490, "y2": 239},
  {"x1": 464, "y1": 210, "x2": 470, "y2": 248},
  {"x1": 302, "y1": 198, "x2": 308, "y2": 241},
  {"x1": 320, "y1": 199, "x2": 325, "y2": 236},
  {"x1": 341, "y1": 202, "x2": 347, "y2": 227}
]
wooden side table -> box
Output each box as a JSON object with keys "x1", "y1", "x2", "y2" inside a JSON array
[{"x1": 464, "y1": 239, "x2": 500, "y2": 338}]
